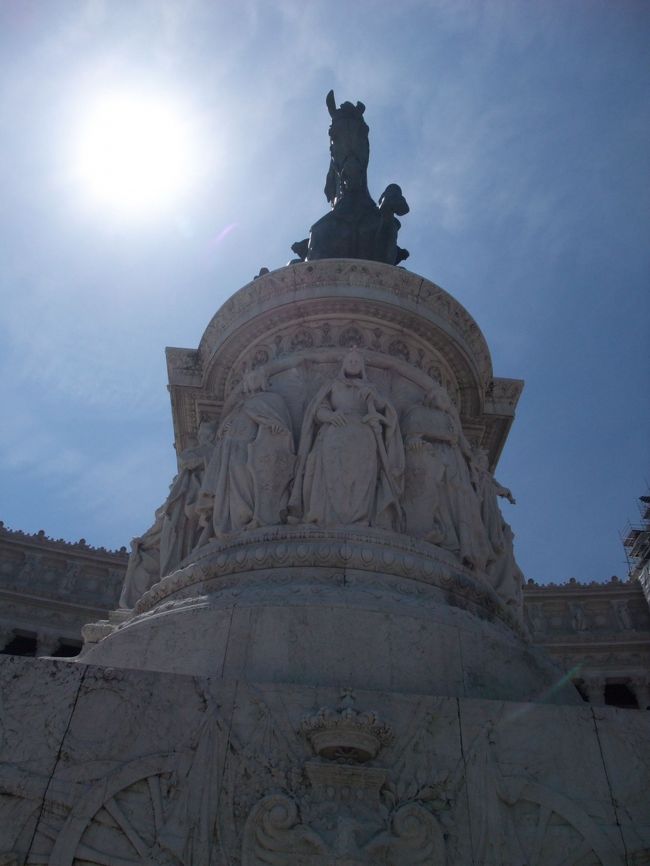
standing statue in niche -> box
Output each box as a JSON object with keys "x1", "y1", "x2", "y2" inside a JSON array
[
  {"x1": 119, "y1": 420, "x2": 218, "y2": 609},
  {"x1": 196, "y1": 369, "x2": 295, "y2": 539},
  {"x1": 472, "y1": 447, "x2": 523, "y2": 611},
  {"x1": 291, "y1": 90, "x2": 409, "y2": 266},
  {"x1": 401, "y1": 387, "x2": 491, "y2": 571},
  {"x1": 288, "y1": 348, "x2": 404, "y2": 530}
]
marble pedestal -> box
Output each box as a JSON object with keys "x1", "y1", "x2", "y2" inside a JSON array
[
  {"x1": 1, "y1": 655, "x2": 648, "y2": 865},
  {"x1": 81, "y1": 527, "x2": 577, "y2": 706}
]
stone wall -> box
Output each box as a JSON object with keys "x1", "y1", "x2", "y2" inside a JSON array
[
  {"x1": 525, "y1": 576, "x2": 650, "y2": 710},
  {"x1": 1, "y1": 655, "x2": 648, "y2": 865}
]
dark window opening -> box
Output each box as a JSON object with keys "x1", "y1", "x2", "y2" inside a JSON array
[
  {"x1": 52, "y1": 642, "x2": 82, "y2": 658},
  {"x1": 1, "y1": 634, "x2": 37, "y2": 657},
  {"x1": 604, "y1": 682, "x2": 639, "y2": 709}
]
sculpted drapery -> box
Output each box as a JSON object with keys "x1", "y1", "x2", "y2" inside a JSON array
[
  {"x1": 119, "y1": 505, "x2": 164, "y2": 609},
  {"x1": 472, "y1": 448, "x2": 514, "y2": 559},
  {"x1": 288, "y1": 349, "x2": 404, "y2": 531},
  {"x1": 402, "y1": 387, "x2": 491, "y2": 571},
  {"x1": 120, "y1": 352, "x2": 524, "y2": 612},
  {"x1": 473, "y1": 448, "x2": 523, "y2": 610},
  {"x1": 120, "y1": 421, "x2": 217, "y2": 608},
  {"x1": 197, "y1": 369, "x2": 295, "y2": 539},
  {"x1": 159, "y1": 421, "x2": 217, "y2": 577}
]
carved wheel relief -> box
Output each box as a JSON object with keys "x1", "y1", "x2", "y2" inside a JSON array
[
  {"x1": 496, "y1": 785, "x2": 620, "y2": 866},
  {"x1": 48, "y1": 756, "x2": 186, "y2": 866},
  {"x1": 459, "y1": 726, "x2": 624, "y2": 866}
]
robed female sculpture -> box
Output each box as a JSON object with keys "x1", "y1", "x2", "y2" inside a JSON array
[{"x1": 288, "y1": 349, "x2": 404, "y2": 530}]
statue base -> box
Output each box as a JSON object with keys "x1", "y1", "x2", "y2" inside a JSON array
[{"x1": 81, "y1": 526, "x2": 578, "y2": 705}]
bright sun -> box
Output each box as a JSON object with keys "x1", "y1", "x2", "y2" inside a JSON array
[{"x1": 74, "y1": 92, "x2": 196, "y2": 217}]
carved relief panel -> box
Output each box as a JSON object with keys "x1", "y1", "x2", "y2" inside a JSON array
[
  {"x1": 8, "y1": 673, "x2": 639, "y2": 866},
  {"x1": 224, "y1": 314, "x2": 461, "y2": 410}
]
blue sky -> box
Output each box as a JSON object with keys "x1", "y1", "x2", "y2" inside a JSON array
[{"x1": 0, "y1": 0, "x2": 648, "y2": 584}]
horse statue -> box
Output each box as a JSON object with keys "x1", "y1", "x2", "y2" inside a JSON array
[{"x1": 291, "y1": 90, "x2": 409, "y2": 266}]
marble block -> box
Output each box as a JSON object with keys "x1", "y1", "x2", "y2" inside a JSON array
[{"x1": 1, "y1": 655, "x2": 648, "y2": 865}]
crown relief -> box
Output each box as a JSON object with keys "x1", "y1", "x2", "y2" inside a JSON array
[{"x1": 300, "y1": 689, "x2": 395, "y2": 764}]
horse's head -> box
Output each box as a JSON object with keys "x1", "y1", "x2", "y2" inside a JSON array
[{"x1": 324, "y1": 90, "x2": 370, "y2": 203}]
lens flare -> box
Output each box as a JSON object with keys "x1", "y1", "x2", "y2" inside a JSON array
[{"x1": 74, "y1": 91, "x2": 196, "y2": 217}]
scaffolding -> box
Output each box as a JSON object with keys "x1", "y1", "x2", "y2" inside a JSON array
[{"x1": 623, "y1": 494, "x2": 650, "y2": 606}]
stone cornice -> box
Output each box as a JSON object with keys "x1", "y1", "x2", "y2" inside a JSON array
[
  {"x1": 129, "y1": 525, "x2": 527, "y2": 639},
  {"x1": 524, "y1": 577, "x2": 641, "y2": 595},
  {"x1": 0, "y1": 522, "x2": 128, "y2": 562}
]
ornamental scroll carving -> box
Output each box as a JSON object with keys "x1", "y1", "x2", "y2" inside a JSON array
[
  {"x1": 242, "y1": 793, "x2": 445, "y2": 866},
  {"x1": 120, "y1": 347, "x2": 521, "y2": 616},
  {"x1": 243, "y1": 691, "x2": 445, "y2": 866}
]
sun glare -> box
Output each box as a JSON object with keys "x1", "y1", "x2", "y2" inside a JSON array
[{"x1": 74, "y1": 92, "x2": 196, "y2": 217}]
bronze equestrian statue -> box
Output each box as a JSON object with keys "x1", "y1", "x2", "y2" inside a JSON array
[{"x1": 291, "y1": 91, "x2": 409, "y2": 266}]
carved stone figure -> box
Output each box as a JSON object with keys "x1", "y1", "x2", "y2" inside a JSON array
[
  {"x1": 569, "y1": 602, "x2": 588, "y2": 632},
  {"x1": 197, "y1": 369, "x2": 295, "y2": 539},
  {"x1": 17, "y1": 552, "x2": 41, "y2": 586},
  {"x1": 119, "y1": 505, "x2": 164, "y2": 609},
  {"x1": 612, "y1": 598, "x2": 633, "y2": 630},
  {"x1": 288, "y1": 349, "x2": 404, "y2": 530},
  {"x1": 471, "y1": 448, "x2": 522, "y2": 610},
  {"x1": 159, "y1": 421, "x2": 217, "y2": 576},
  {"x1": 472, "y1": 448, "x2": 515, "y2": 555},
  {"x1": 489, "y1": 522, "x2": 524, "y2": 615},
  {"x1": 526, "y1": 601, "x2": 547, "y2": 635},
  {"x1": 60, "y1": 560, "x2": 82, "y2": 594},
  {"x1": 291, "y1": 90, "x2": 409, "y2": 265},
  {"x1": 119, "y1": 422, "x2": 218, "y2": 609},
  {"x1": 401, "y1": 387, "x2": 491, "y2": 570}
]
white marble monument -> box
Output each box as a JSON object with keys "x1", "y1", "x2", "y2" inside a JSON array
[{"x1": 1, "y1": 92, "x2": 648, "y2": 864}]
